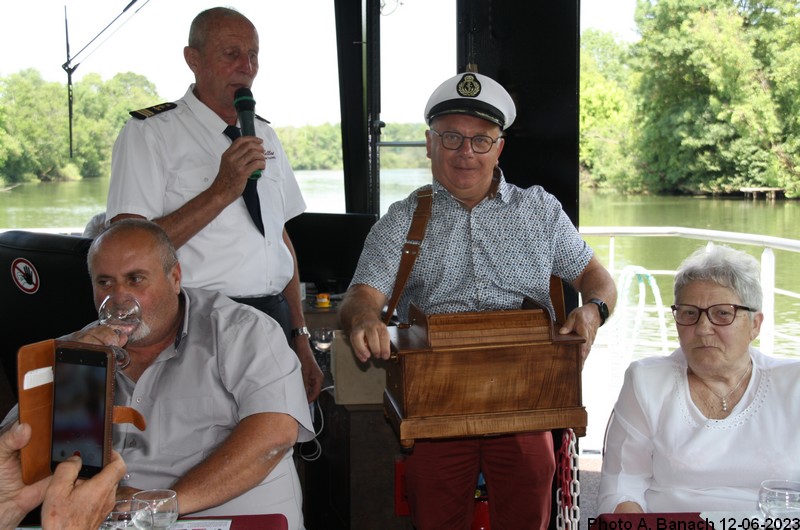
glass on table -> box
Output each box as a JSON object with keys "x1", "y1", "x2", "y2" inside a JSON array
[
  {"x1": 100, "y1": 498, "x2": 152, "y2": 529},
  {"x1": 98, "y1": 294, "x2": 142, "y2": 369},
  {"x1": 132, "y1": 489, "x2": 179, "y2": 530},
  {"x1": 759, "y1": 479, "x2": 800, "y2": 518},
  {"x1": 311, "y1": 327, "x2": 333, "y2": 353}
]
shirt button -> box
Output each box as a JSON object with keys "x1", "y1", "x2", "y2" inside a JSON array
[
  {"x1": 129, "y1": 440, "x2": 137, "y2": 447},
  {"x1": 136, "y1": 397, "x2": 142, "y2": 404},
  {"x1": 124, "y1": 473, "x2": 131, "y2": 480}
]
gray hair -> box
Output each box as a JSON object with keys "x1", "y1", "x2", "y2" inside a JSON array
[
  {"x1": 188, "y1": 7, "x2": 252, "y2": 50},
  {"x1": 88, "y1": 219, "x2": 179, "y2": 277},
  {"x1": 673, "y1": 244, "x2": 762, "y2": 311}
]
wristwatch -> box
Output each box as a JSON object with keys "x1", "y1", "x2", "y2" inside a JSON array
[
  {"x1": 290, "y1": 326, "x2": 311, "y2": 339},
  {"x1": 585, "y1": 298, "x2": 609, "y2": 327}
]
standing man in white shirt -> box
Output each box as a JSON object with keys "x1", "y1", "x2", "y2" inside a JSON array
[{"x1": 106, "y1": 7, "x2": 322, "y2": 401}]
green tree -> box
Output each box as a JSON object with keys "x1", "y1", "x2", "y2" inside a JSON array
[
  {"x1": 72, "y1": 72, "x2": 159, "y2": 178},
  {"x1": 750, "y1": 0, "x2": 800, "y2": 196},
  {"x1": 632, "y1": 0, "x2": 785, "y2": 194},
  {"x1": 580, "y1": 30, "x2": 640, "y2": 192},
  {"x1": 0, "y1": 69, "x2": 160, "y2": 184},
  {"x1": 0, "y1": 69, "x2": 69, "y2": 182},
  {"x1": 276, "y1": 123, "x2": 343, "y2": 170},
  {"x1": 380, "y1": 122, "x2": 429, "y2": 169}
]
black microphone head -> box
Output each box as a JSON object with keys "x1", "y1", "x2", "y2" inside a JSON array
[{"x1": 234, "y1": 87, "x2": 255, "y2": 112}]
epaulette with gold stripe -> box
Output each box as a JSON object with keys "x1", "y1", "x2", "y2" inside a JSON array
[{"x1": 129, "y1": 102, "x2": 177, "y2": 120}]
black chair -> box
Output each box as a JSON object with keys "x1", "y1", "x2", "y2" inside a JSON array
[
  {"x1": 285, "y1": 212, "x2": 377, "y2": 294},
  {"x1": 0, "y1": 230, "x2": 96, "y2": 403}
]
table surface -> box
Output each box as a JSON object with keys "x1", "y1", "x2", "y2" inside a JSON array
[{"x1": 186, "y1": 515, "x2": 288, "y2": 530}]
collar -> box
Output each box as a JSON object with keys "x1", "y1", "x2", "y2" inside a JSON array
[
  {"x1": 174, "y1": 289, "x2": 190, "y2": 349},
  {"x1": 183, "y1": 84, "x2": 229, "y2": 135}
]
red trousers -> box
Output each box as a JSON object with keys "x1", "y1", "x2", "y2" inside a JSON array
[{"x1": 404, "y1": 431, "x2": 555, "y2": 530}]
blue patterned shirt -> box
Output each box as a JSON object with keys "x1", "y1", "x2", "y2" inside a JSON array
[{"x1": 351, "y1": 173, "x2": 594, "y2": 321}]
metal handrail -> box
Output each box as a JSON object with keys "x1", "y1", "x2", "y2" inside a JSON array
[{"x1": 580, "y1": 226, "x2": 800, "y2": 253}]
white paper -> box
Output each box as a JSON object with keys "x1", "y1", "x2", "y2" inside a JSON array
[
  {"x1": 22, "y1": 366, "x2": 53, "y2": 390},
  {"x1": 171, "y1": 520, "x2": 233, "y2": 530}
]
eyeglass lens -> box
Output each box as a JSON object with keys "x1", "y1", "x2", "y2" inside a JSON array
[
  {"x1": 672, "y1": 304, "x2": 744, "y2": 326},
  {"x1": 436, "y1": 131, "x2": 496, "y2": 153}
]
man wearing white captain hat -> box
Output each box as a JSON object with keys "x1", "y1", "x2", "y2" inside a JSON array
[{"x1": 340, "y1": 71, "x2": 617, "y2": 529}]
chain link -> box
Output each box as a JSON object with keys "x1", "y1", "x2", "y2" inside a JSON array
[{"x1": 555, "y1": 429, "x2": 580, "y2": 530}]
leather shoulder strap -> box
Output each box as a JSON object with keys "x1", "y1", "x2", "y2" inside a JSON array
[{"x1": 383, "y1": 188, "x2": 433, "y2": 324}]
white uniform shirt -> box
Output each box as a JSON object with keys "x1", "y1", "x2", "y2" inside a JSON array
[
  {"x1": 599, "y1": 348, "x2": 800, "y2": 513},
  {"x1": 107, "y1": 85, "x2": 306, "y2": 298}
]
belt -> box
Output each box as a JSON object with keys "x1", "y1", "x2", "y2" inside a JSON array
[{"x1": 231, "y1": 293, "x2": 285, "y2": 307}]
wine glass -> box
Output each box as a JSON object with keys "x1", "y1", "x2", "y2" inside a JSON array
[
  {"x1": 759, "y1": 479, "x2": 800, "y2": 518},
  {"x1": 311, "y1": 328, "x2": 333, "y2": 353},
  {"x1": 133, "y1": 489, "x2": 179, "y2": 530},
  {"x1": 98, "y1": 294, "x2": 142, "y2": 369},
  {"x1": 101, "y1": 499, "x2": 153, "y2": 529}
]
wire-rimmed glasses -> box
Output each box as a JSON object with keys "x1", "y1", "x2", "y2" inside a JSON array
[
  {"x1": 670, "y1": 303, "x2": 755, "y2": 326},
  {"x1": 429, "y1": 129, "x2": 501, "y2": 154}
]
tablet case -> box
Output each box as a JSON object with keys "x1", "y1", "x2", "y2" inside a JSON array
[{"x1": 17, "y1": 339, "x2": 146, "y2": 484}]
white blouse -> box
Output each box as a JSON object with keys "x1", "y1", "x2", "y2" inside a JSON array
[{"x1": 598, "y1": 348, "x2": 800, "y2": 513}]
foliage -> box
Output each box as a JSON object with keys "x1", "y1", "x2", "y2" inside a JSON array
[
  {"x1": 0, "y1": 66, "x2": 426, "y2": 187},
  {"x1": 0, "y1": 69, "x2": 68, "y2": 183},
  {"x1": 0, "y1": 70, "x2": 158, "y2": 185},
  {"x1": 379, "y1": 122, "x2": 429, "y2": 170},
  {"x1": 581, "y1": 0, "x2": 800, "y2": 197},
  {"x1": 580, "y1": 30, "x2": 641, "y2": 192},
  {"x1": 630, "y1": 0, "x2": 800, "y2": 195},
  {"x1": 12, "y1": 5, "x2": 800, "y2": 199},
  {"x1": 274, "y1": 123, "x2": 343, "y2": 170},
  {"x1": 274, "y1": 121, "x2": 429, "y2": 171}
]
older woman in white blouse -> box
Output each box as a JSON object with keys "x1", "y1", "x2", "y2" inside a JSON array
[{"x1": 598, "y1": 244, "x2": 800, "y2": 513}]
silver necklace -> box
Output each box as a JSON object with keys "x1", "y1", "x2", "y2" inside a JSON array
[{"x1": 693, "y1": 360, "x2": 752, "y2": 412}]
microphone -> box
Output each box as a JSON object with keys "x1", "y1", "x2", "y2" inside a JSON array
[{"x1": 233, "y1": 87, "x2": 261, "y2": 179}]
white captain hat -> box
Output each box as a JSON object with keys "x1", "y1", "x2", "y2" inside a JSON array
[{"x1": 424, "y1": 72, "x2": 516, "y2": 130}]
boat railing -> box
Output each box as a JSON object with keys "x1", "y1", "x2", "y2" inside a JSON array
[{"x1": 580, "y1": 226, "x2": 800, "y2": 355}]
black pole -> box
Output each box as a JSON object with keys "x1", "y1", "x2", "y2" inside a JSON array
[
  {"x1": 61, "y1": 0, "x2": 143, "y2": 158},
  {"x1": 64, "y1": 6, "x2": 75, "y2": 158}
]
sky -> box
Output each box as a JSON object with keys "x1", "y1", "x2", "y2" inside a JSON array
[{"x1": 0, "y1": 0, "x2": 636, "y2": 127}]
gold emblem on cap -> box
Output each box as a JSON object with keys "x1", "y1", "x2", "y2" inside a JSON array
[{"x1": 456, "y1": 74, "x2": 481, "y2": 98}]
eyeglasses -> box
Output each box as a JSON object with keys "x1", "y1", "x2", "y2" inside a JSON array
[
  {"x1": 430, "y1": 129, "x2": 501, "y2": 154},
  {"x1": 670, "y1": 304, "x2": 755, "y2": 326}
]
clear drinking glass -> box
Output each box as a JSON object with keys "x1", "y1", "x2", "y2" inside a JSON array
[
  {"x1": 100, "y1": 499, "x2": 153, "y2": 529},
  {"x1": 97, "y1": 294, "x2": 142, "y2": 369},
  {"x1": 311, "y1": 328, "x2": 333, "y2": 353},
  {"x1": 759, "y1": 479, "x2": 800, "y2": 518},
  {"x1": 132, "y1": 489, "x2": 179, "y2": 530}
]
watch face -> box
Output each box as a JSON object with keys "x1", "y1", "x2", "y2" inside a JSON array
[{"x1": 589, "y1": 299, "x2": 609, "y2": 323}]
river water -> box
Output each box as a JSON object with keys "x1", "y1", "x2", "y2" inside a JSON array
[{"x1": 3, "y1": 169, "x2": 799, "y2": 450}]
